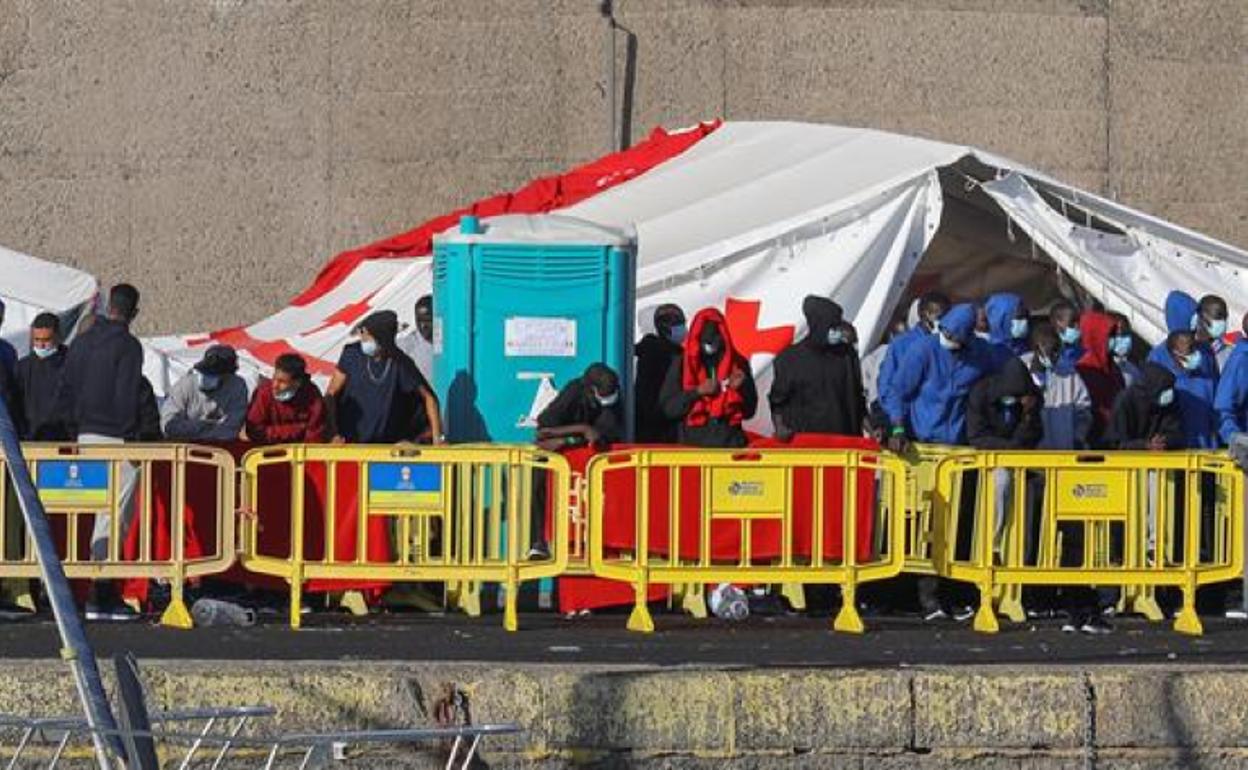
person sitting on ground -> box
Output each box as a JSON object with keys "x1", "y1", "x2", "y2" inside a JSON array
[
  {"x1": 13, "y1": 313, "x2": 70, "y2": 441},
  {"x1": 328, "y1": 310, "x2": 443, "y2": 444},
  {"x1": 634, "y1": 304, "x2": 686, "y2": 443},
  {"x1": 659, "y1": 307, "x2": 758, "y2": 448},
  {"x1": 160, "y1": 345, "x2": 249, "y2": 442},
  {"x1": 245, "y1": 354, "x2": 328, "y2": 444},
  {"x1": 770, "y1": 296, "x2": 867, "y2": 439}
]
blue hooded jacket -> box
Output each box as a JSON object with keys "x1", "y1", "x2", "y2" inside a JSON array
[
  {"x1": 985, "y1": 292, "x2": 1029, "y2": 364},
  {"x1": 875, "y1": 323, "x2": 930, "y2": 412},
  {"x1": 1148, "y1": 290, "x2": 1220, "y2": 448},
  {"x1": 882, "y1": 303, "x2": 998, "y2": 444},
  {"x1": 1215, "y1": 341, "x2": 1248, "y2": 444}
]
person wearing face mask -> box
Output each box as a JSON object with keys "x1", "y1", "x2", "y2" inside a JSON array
[
  {"x1": 770, "y1": 296, "x2": 867, "y2": 439},
  {"x1": 882, "y1": 303, "x2": 998, "y2": 451},
  {"x1": 1074, "y1": 311, "x2": 1130, "y2": 449},
  {"x1": 530, "y1": 363, "x2": 624, "y2": 558},
  {"x1": 659, "y1": 307, "x2": 758, "y2": 448},
  {"x1": 634, "y1": 304, "x2": 687, "y2": 443},
  {"x1": 1108, "y1": 362, "x2": 1183, "y2": 452},
  {"x1": 245, "y1": 354, "x2": 327, "y2": 444},
  {"x1": 967, "y1": 357, "x2": 1043, "y2": 450},
  {"x1": 1213, "y1": 312, "x2": 1248, "y2": 618},
  {"x1": 1049, "y1": 300, "x2": 1084, "y2": 370},
  {"x1": 1106, "y1": 313, "x2": 1142, "y2": 388},
  {"x1": 13, "y1": 313, "x2": 70, "y2": 441},
  {"x1": 876, "y1": 292, "x2": 951, "y2": 426},
  {"x1": 327, "y1": 310, "x2": 443, "y2": 444},
  {"x1": 1023, "y1": 324, "x2": 1093, "y2": 450},
  {"x1": 1146, "y1": 330, "x2": 1219, "y2": 450},
  {"x1": 984, "y1": 292, "x2": 1031, "y2": 367},
  {"x1": 160, "y1": 345, "x2": 248, "y2": 442},
  {"x1": 1192, "y1": 294, "x2": 1232, "y2": 370}
]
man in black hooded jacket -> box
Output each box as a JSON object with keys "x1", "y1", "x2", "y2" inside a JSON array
[
  {"x1": 1107, "y1": 362, "x2": 1183, "y2": 450},
  {"x1": 966, "y1": 357, "x2": 1043, "y2": 450},
  {"x1": 769, "y1": 296, "x2": 867, "y2": 439},
  {"x1": 634, "y1": 305, "x2": 685, "y2": 443}
]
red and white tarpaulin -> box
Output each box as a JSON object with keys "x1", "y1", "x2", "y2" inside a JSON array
[{"x1": 136, "y1": 121, "x2": 1248, "y2": 436}]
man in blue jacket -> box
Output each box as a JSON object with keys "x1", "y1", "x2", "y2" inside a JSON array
[
  {"x1": 984, "y1": 292, "x2": 1030, "y2": 367},
  {"x1": 874, "y1": 291, "x2": 949, "y2": 422},
  {"x1": 882, "y1": 302, "x2": 998, "y2": 450},
  {"x1": 1216, "y1": 312, "x2": 1248, "y2": 460},
  {"x1": 1148, "y1": 316, "x2": 1219, "y2": 451}
]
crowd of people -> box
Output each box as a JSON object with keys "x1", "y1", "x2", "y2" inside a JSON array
[{"x1": 0, "y1": 281, "x2": 1245, "y2": 631}]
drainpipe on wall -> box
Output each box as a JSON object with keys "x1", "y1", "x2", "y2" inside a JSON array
[{"x1": 599, "y1": 0, "x2": 617, "y2": 152}]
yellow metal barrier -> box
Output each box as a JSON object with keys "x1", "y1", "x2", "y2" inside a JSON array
[
  {"x1": 239, "y1": 443, "x2": 570, "y2": 631},
  {"x1": 899, "y1": 443, "x2": 961, "y2": 574},
  {"x1": 0, "y1": 443, "x2": 237, "y2": 628},
  {"x1": 934, "y1": 451, "x2": 1243, "y2": 635},
  {"x1": 588, "y1": 448, "x2": 906, "y2": 633}
]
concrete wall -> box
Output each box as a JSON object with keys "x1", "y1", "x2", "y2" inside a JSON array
[
  {"x1": 0, "y1": 0, "x2": 1243, "y2": 334},
  {"x1": 7, "y1": 661, "x2": 1248, "y2": 768}
]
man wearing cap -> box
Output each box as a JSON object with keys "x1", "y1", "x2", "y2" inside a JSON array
[
  {"x1": 327, "y1": 310, "x2": 442, "y2": 444},
  {"x1": 160, "y1": 344, "x2": 249, "y2": 442}
]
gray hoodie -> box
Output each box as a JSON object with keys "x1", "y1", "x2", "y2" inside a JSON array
[
  {"x1": 1020, "y1": 352, "x2": 1093, "y2": 450},
  {"x1": 160, "y1": 371, "x2": 249, "y2": 442}
]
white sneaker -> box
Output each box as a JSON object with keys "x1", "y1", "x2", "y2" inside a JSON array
[
  {"x1": 952, "y1": 606, "x2": 976, "y2": 622},
  {"x1": 922, "y1": 608, "x2": 948, "y2": 622},
  {"x1": 1225, "y1": 608, "x2": 1248, "y2": 620}
]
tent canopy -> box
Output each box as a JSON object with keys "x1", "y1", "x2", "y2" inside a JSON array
[
  {"x1": 0, "y1": 244, "x2": 98, "y2": 355},
  {"x1": 131, "y1": 121, "x2": 1245, "y2": 421}
]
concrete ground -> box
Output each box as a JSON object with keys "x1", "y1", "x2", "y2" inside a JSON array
[{"x1": 0, "y1": 611, "x2": 1244, "y2": 667}]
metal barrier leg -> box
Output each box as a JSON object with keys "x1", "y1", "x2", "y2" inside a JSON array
[
  {"x1": 450, "y1": 581, "x2": 481, "y2": 617},
  {"x1": 780, "y1": 582, "x2": 806, "y2": 612},
  {"x1": 160, "y1": 574, "x2": 193, "y2": 630},
  {"x1": 1123, "y1": 586, "x2": 1164, "y2": 621},
  {"x1": 289, "y1": 570, "x2": 304, "y2": 631},
  {"x1": 998, "y1": 584, "x2": 1025, "y2": 624},
  {"x1": 337, "y1": 591, "x2": 369, "y2": 617},
  {"x1": 503, "y1": 568, "x2": 519, "y2": 632},
  {"x1": 833, "y1": 581, "x2": 864, "y2": 634},
  {"x1": 627, "y1": 576, "x2": 655, "y2": 633},
  {"x1": 1173, "y1": 571, "x2": 1203, "y2": 636},
  {"x1": 973, "y1": 578, "x2": 1000, "y2": 633},
  {"x1": 674, "y1": 582, "x2": 706, "y2": 619}
]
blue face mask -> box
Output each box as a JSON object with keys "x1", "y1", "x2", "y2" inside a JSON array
[
  {"x1": 1059, "y1": 326, "x2": 1081, "y2": 346},
  {"x1": 939, "y1": 332, "x2": 961, "y2": 351},
  {"x1": 826, "y1": 328, "x2": 846, "y2": 346},
  {"x1": 1206, "y1": 318, "x2": 1228, "y2": 339},
  {"x1": 1109, "y1": 335, "x2": 1132, "y2": 358},
  {"x1": 667, "y1": 324, "x2": 687, "y2": 344},
  {"x1": 196, "y1": 371, "x2": 221, "y2": 392},
  {"x1": 32, "y1": 345, "x2": 57, "y2": 360},
  {"x1": 1010, "y1": 318, "x2": 1029, "y2": 340},
  {"x1": 1181, "y1": 349, "x2": 1203, "y2": 372},
  {"x1": 999, "y1": 395, "x2": 1018, "y2": 407},
  {"x1": 1157, "y1": 388, "x2": 1175, "y2": 407},
  {"x1": 360, "y1": 338, "x2": 379, "y2": 357},
  {"x1": 974, "y1": 330, "x2": 991, "y2": 342}
]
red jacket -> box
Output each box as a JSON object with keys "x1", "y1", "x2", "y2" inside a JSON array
[{"x1": 245, "y1": 380, "x2": 328, "y2": 444}]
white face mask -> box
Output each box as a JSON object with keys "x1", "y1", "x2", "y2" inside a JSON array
[
  {"x1": 666, "y1": 324, "x2": 687, "y2": 344},
  {"x1": 32, "y1": 345, "x2": 57, "y2": 360},
  {"x1": 826, "y1": 328, "x2": 846, "y2": 346},
  {"x1": 701, "y1": 342, "x2": 720, "y2": 356},
  {"x1": 274, "y1": 387, "x2": 298, "y2": 403},
  {"x1": 939, "y1": 333, "x2": 961, "y2": 351},
  {"x1": 360, "y1": 338, "x2": 379, "y2": 357},
  {"x1": 595, "y1": 390, "x2": 619, "y2": 407}
]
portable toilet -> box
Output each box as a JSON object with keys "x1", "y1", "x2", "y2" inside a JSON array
[{"x1": 432, "y1": 214, "x2": 637, "y2": 443}]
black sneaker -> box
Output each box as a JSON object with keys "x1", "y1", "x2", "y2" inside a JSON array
[{"x1": 527, "y1": 542, "x2": 551, "y2": 561}]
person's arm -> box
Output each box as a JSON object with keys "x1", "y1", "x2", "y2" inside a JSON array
[
  {"x1": 1157, "y1": 406, "x2": 1185, "y2": 450},
  {"x1": 965, "y1": 382, "x2": 1011, "y2": 449},
  {"x1": 535, "y1": 384, "x2": 597, "y2": 449},
  {"x1": 160, "y1": 377, "x2": 206, "y2": 439},
  {"x1": 734, "y1": 360, "x2": 759, "y2": 420},
  {"x1": 324, "y1": 368, "x2": 348, "y2": 443},
  {"x1": 244, "y1": 387, "x2": 269, "y2": 443},
  {"x1": 1014, "y1": 395, "x2": 1044, "y2": 448},
  {"x1": 418, "y1": 384, "x2": 443, "y2": 443},
  {"x1": 1108, "y1": 393, "x2": 1147, "y2": 449},
  {"x1": 659, "y1": 357, "x2": 699, "y2": 421},
  {"x1": 136, "y1": 378, "x2": 163, "y2": 441},
  {"x1": 1072, "y1": 374, "x2": 1094, "y2": 448},
  {"x1": 1215, "y1": 359, "x2": 1247, "y2": 445},
  {"x1": 203, "y1": 380, "x2": 248, "y2": 442}
]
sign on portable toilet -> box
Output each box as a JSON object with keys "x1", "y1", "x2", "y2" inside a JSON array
[{"x1": 433, "y1": 214, "x2": 637, "y2": 443}]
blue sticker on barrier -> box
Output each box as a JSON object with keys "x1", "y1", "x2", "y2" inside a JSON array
[
  {"x1": 37, "y1": 460, "x2": 111, "y2": 508},
  {"x1": 367, "y1": 462, "x2": 442, "y2": 510}
]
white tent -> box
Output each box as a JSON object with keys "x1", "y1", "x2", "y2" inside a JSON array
[
  {"x1": 0, "y1": 244, "x2": 98, "y2": 355},
  {"x1": 129, "y1": 122, "x2": 1245, "y2": 433}
]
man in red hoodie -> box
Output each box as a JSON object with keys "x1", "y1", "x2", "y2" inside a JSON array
[
  {"x1": 245, "y1": 354, "x2": 328, "y2": 444},
  {"x1": 658, "y1": 308, "x2": 758, "y2": 448},
  {"x1": 1076, "y1": 311, "x2": 1128, "y2": 449}
]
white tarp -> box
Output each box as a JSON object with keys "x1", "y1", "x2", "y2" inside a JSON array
[{"x1": 0, "y1": 244, "x2": 98, "y2": 355}]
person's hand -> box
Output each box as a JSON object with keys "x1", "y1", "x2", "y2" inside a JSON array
[
  {"x1": 537, "y1": 437, "x2": 563, "y2": 452},
  {"x1": 726, "y1": 369, "x2": 745, "y2": 390},
  {"x1": 331, "y1": 434, "x2": 347, "y2": 445},
  {"x1": 696, "y1": 378, "x2": 720, "y2": 397},
  {"x1": 431, "y1": 433, "x2": 446, "y2": 446},
  {"x1": 583, "y1": 427, "x2": 601, "y2": 446},
  {"x1": 775, "y1": 425, "x2": 794, "y2": 443},
  {"x1": 1148, "y1": 434, "x2": 1167, "y2": 451},
  {"x1": 1020, "y1": 393, "x2": 1039, "y2": 413}
]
